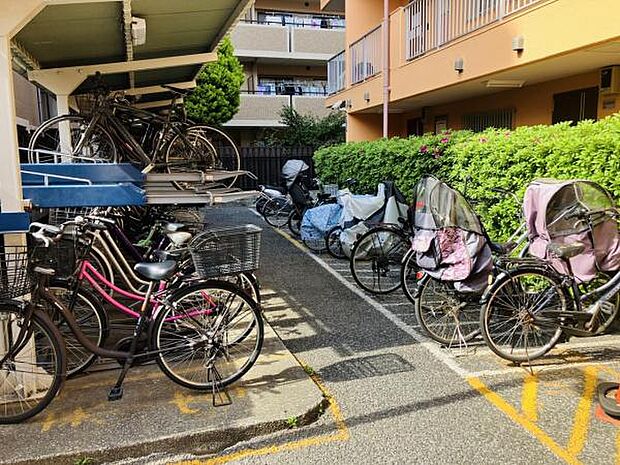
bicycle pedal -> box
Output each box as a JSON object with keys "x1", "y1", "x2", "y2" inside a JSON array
[{"x1": 108, "y1": 386, "x2": 124, "y2": 401}]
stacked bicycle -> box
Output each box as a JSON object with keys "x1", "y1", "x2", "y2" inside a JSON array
[
  {"x1": 27, "y1": 75, "x2": 241, "y2": 190},
  {"x1": 0, "y1": 209, "x2": 264, "y2": 424}
]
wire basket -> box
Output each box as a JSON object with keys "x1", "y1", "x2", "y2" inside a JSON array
[
  {"x1": 48, "y1": 207, "x2": 94, "y2": 226},
  {"x1": 189, "y1": 225, "x2": 262, "y2": 278},
  {"x1": 74, "y1": 94, "x2": 98, "y2": 116},
  {"x1": 0, "y1": 246, "x2": 34, "y2": 300},
  {"x1": 29, "y1": 234, "x2": 81, "y2": 278}
]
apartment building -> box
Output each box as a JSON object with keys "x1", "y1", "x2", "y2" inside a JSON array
[
  {"x1": 324, "y1": 0, "x2": 620, "y2": 141},
  {"x1": 226, "y1": 0, "x2": 345, "y2": 145}
]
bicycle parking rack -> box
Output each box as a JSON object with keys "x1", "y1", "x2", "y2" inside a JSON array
[{"x1": 0, "y1": 212, "x2": 31, "y2": 233}]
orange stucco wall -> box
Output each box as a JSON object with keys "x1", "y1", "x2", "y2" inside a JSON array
[{"x1": 347, "y1": 71, "x2": 619, "y2": 141}]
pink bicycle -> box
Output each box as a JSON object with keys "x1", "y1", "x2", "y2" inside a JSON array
[{"x1": 0, "y1": 220, "x2": 263, "y2": 424}]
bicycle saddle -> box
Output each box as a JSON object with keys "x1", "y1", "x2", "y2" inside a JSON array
[
  {"x1": 134, "y1": 260, "x2": 177, "y2": 281},
  {"x1": 547, "y1": 241, "x2": 586, "y2": 259},
  {"x1": 161, "y1": 84, "x2": 192, "y2": 96}
]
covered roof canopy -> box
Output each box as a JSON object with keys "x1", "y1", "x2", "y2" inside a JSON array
[{"x1": 11, "y1": 0, "x2": 251, "y2": 95}]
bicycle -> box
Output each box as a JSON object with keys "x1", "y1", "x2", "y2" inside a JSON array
[
  {"x1": 401, "y1": 187, "x2": 529, "y2": 345},
  {"x1": 480, "y1": 206, "x2": 620, "y2": 362},
  {"x1": 27, "y1": 82, "x2": 240, "y2": 188},
  {"x1": 0, "y1": 222, "x2": 263, "y2": 424}
]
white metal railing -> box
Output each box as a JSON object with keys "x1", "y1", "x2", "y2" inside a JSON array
[
  {"x1": 327, "y1": 50, "x2": 346, "y2": 94},
  {"x1": 405, "y1": 0, "x2": 542, "y2": 60},
  {"x1": 350, "y1": 26, "x2": 382, "y2": 85}
]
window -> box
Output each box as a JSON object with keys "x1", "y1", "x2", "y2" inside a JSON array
[
  {"x1": 552, "y1": 87, "x2": 598, "y2": 125},
  {"x1": 257, "y1": 78, "x2": 327, "y2": 96},
  {"x1": 462, "y1": 108, "x2": 514, "y2": 132}
]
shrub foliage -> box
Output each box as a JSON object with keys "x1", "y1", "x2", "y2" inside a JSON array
[{"x1": 313, "y1": 113, "x2": 620, "y2": 241}]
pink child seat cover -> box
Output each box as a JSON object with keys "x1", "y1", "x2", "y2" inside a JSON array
[{"x1": 523, "y1": 179, "x2": 620, "y2": 283}]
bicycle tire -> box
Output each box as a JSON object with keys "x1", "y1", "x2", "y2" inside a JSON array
[
  {"x1": 0, "y1": 306, "x2": 66, "y2": 424},
  {"x1": 326, "y1": 226, "x2": 346, "y2": 259},
  {"x1": 414, "y1": 275, "x2": 480, "y2": 345},
  {"x1": 288, "y1": 210, "x2": 302, "y2": 237},
  {"x1": 262, "y1": 197, "x2": 291, "y2": 228},
  {"x1": 480, "y1": 267, "x2": 566, "y2": 363},
  {"x1": 152, "y1": 281, "x2": 263, "y2": 390},
  {"x1": 184, "y1": 125, "x2": 241, "y2": 188},
  {"x1": 350, "y1": 226, "x2": 409, "y2": 294},
  {"x1": 46, "y1": 281, "x2": 109, "y2": 377},
  {"x1": 165, "y1": 129, "x2": 218, "y2": 191},
  {"x1": 28, "y1": 114, "x2": 117, "y2": 163}
]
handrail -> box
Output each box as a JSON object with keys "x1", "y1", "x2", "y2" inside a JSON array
[{"x1": 350, "y1": 26, "x2": 382, "y2": 85}]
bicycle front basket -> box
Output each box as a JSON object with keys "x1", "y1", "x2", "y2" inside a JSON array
[
  {"x1": 0, "y1": 246, "x2": 34, "y2": 300},
  {"x1": 189, "y1": 224, "x2": 262, "y2": 278}
]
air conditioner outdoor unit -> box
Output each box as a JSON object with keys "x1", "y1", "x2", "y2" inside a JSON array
[{"x1": 600, "y1": 66, "x2": 620, "y2": 95}]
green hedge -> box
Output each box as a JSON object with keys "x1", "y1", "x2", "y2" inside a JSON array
[{"x1": 313, "y1": 113, "x2": 620, "y2": 241}]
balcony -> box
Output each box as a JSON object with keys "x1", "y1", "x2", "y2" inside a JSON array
[
  {"x1": 226, "y1": 93, "x2": 331, "y2": 127},
  {"x1": 404, "y1": 0, "x2": 541, "y2": 60},
  {"x1": 327, "y1": 51, "x2": 345, "y2": 94},
  {"x1": 230, "y1": 21, "x2": 345, "y2": 60},
  {"x1": 350, "y1": 26, "x2": 382, "y2": 85}
]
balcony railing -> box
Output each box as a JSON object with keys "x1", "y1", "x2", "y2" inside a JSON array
[
  {"x1": 327, "y1": 51, "x2": 346, "y2": 94},
  {"x1": 405, "y1": 0, "x2": 542, "y2": 60},
  {"x1": 350, "y1": 26, "x2": 382, "y2": 85}
]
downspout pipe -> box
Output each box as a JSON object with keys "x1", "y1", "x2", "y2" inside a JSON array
[{"x1": 382, "y1": 0, "x2": 389, "y2": 138}]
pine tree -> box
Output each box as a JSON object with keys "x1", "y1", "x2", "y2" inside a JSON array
[{"x1": 184, "y1": 36, "x2": 244, "y2": 125}]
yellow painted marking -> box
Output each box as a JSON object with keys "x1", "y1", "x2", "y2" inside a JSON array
[
  {"x1": 566, "y1": 366, "x2": 599, "y2": 456},
  {"x1": 231, "y1": 386, "x2": 246, "y2": 399},
  {"x1": 273, "y1": 227, "x2": 308, "y2": 253},
  {"x1": 521, "y1": 373, "x2": 538, "y2": 423},
  {"x1": 170, "y1": 364, "x2": 348, "y2": 465},
  {"x1": 41, "y1": 412, "x2": 56, "y2": 432},
  {"x1": 69, "y1": 407, "x2": 89, "y2": 427},
  {"x1": 468, "y1": 376, "x2": 583, "y2": 465},
  {"x1": 171, "y1": 391, "x2": 200, "y2": 415}
]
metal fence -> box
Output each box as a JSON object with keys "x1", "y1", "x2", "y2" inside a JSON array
[
  {"x1": 405, "y1": 0, "x2": 542, "y2": 60},
  {"x1": 328, "y1": 50, "x2": 346, "y2": 94},
  {"x1": 350, "y1": 26, "x2": 382, "y2": 85},
  {"x1": 224, "y1": 146, "x2": 316, "y2": 190}
]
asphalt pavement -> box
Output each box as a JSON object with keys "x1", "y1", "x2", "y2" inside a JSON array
[{"x1": 155, "y1": 206, "x2": 620, "y2": 465}]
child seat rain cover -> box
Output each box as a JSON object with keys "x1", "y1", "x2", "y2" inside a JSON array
[
  {"x1": 281, "y1": 159, "x2": 309, "y2": 188},
  {"x1": 338, "y1": 181, "x2": 408, "y2": 251},
  {"x1": 523, "y1": 179, "x2": 620, "y2": 282},
  {"x1": 300, "y1": 203, "x2": 343, "y2": 242},
  {"x1": 411, "y1": 175, "x2": 493, "y2": 292}
]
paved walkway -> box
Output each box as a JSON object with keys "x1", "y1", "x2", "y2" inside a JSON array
[{"x1": 163, "y1": 206, "x2": 620, "y2": 465}]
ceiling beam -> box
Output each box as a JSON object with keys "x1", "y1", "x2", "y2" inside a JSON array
[
  {"x1": 28, "y1": 52, "x2": 216, "y2": 94},
  {"x1": 124, "y1": 81, "x2": 196, "y2": 96}
]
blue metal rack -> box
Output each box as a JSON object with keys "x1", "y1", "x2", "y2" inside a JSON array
[{"x1": 20, "y1": 163, "x2": 146, "y2": 208}]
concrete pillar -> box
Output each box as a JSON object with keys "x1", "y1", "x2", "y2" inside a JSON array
[
  {"x1": 0, "y1": 36, "x2": 24, "y2": 215},
  {"x1": 56, "y1": 93, "x2": 73, "y2": 161}
]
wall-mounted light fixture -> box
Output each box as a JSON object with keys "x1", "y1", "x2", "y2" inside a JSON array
[
  {"x1": 363, "y1": 91, "x2": 370, "y2": 103},
  {"x1": 454, "y1": 58, "x2": 464, "y2": 73},
  {"x1": 512, "y1": 35, "x2": 525, "y2": 52}
]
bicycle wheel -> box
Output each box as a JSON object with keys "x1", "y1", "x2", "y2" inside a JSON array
[
  {"x1": 401, "y1": 248, "x2": 421, "y2": 304},
  {"x1": 415, "y1": 276, "x2": 480, "y2": 345},
  {"x1": 184, "y1": 126, "x2": 241, "y2": 187},
  {"x1": 45, "y1": 282, "x2": 108, "y2": 377},
  {"x1": 165, "y1": 130, "x2": 218, "y2": 191},
  {"x1": 262, "y1": 197, "x2": 291, "y2": 228},
  {"x1": 28, "y1": 115, "x2": 117, "y2": 163},
  {"x1": 152, "y1": 281, "x2": 263, "y2": 390},
  {"x1": 326, "y1": 226, "x2": 346, "y2": 259},
  {"x1": 350, "y1": 226, "x2": 409, "y2": 294},
  {"x1": 481, "y1": 267, "x2": 566, "y2": 363},
  {"x1": 0, "y1": 307, "x2": 66, "y2": 424},
  {"x1": 288, "y1": 210, "x2": 302, "y2": 237},
  {"x1": 580, "y1": 272, "x2": 620, "y2": 335}
]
